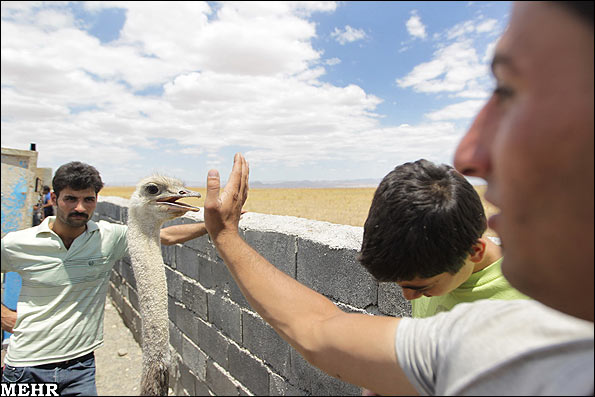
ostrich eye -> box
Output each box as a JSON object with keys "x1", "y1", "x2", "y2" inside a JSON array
[{"x1": 145, "y1": 184, "x2": 160, "y2": 195}]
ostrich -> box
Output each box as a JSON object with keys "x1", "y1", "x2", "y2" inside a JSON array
[{"x1": 127, "y1": 175, "x2": 201, "y2": 396}]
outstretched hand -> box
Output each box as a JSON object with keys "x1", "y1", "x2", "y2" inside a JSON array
[{"x1": 204, "y1": 153, "x2": 249, "y2": 242}]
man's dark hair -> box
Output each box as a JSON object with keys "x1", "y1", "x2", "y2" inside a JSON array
[
  {"x1": 52, "y1": 161, "x2": 104, "y2": 198},
  {"x1": 552, "y1": 2, "x2": 593, "y2": 27},
  {"x1": 358, "y1": 159, "x2": 487, "y2": 282}
]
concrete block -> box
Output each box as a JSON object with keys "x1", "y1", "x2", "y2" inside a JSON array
[
  {"x1": 243, "y1": 230, "x2": 297, "y2": 278},
  {"x1": 242, "y1": 311, "x2": 290, "y2": 378},
  {"x1": 378, "y1": 282, "x2": 412, "y2": 317},
  {"x1": 269, "y1": 372, "x2": 308, "y2": 396},
  {"x1": 194, "y1": 379, "x2": 212, "y2": 396},
  {"x1": 207, "y1": 292, "x2": 242, "y2": 344},
  {"x1": 176, "y1": 245, "x2": 200, "y2": 280},
  {"x1": 297, "y1": 239, "x2": 377, "y2": 309},
  {"x1": 168, "y1": 296, "x2": 177, "y2": 324},
  {"x1": 196, "y1": 318, "x2": 229, "y2": 368},
  {"x1": 128, "y1": 285, "x2": 139, "y2": 312},
  {"x1": 109, "y1": 268, "x2": 121, "y2": 286},
  {"x1": 178, "y1": 360, "x2": 197, "y2": 396},
  {"x1": 165, "y1": 267, "x2": 183, "y2": 301},
  {"x1": 181, "y1": 334, "x2": 207, "y2": 381},
  {"x1": 161, "y1": 244, "x2": 177, "y2": 268},
  {"x1": 175, "y1": 302, "x2": 199, "y2": 344},
  {"x1": 228, "y1": 343, "x2": 269, "y2": 396},
  {"x1": 169, "y1": 321, "x2": 182, "y2": 357},
  {"x1": 206, "y1": 360, "x2": 239, "y2": 396},
  {"x1": 181, "y1": 278, "x2": 208, "y2": 320}
]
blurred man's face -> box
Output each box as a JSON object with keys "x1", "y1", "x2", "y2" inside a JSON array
[
  {"x1": 454, "y1": 2, "x2": 594, "y2": 321},
  {"x1": 54, "y1": 187, "x2": 97, "y2": 229}
]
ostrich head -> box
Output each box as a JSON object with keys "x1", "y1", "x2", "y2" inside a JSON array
[{"x1": 129, "y1": 174, "x2": 201, "y2": 223}]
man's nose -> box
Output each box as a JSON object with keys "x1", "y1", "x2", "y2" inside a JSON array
[
  {"x1": 402, "y1": 288, "x2": 422, "y2": 301},
  {"x1": 74, "y1": 200, "x2": 86, "y2": 212},
  {"x1": 454, "y1": 100, "x2": 493, "y2": 179}
]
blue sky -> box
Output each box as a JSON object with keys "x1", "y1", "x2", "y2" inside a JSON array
[{"x1": 1, "y1": 1, "x2": 511, "y2": 186}]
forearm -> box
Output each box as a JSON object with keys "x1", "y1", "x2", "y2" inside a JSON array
[
  {"x1": 160, "y1": 222, "x2": 207, "y2": 245},
  {"x1": 1, "y1": 303, "x2": 17, "y2": 333}
]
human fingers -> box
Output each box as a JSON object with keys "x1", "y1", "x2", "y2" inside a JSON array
[{"x1": 205, "y1": 169, "x2": 221, "y2": 213}]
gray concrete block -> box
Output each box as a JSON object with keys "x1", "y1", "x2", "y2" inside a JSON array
[
  {"x1": 161, "y1": 244, "x2": 177, "y2": 268},
  {"x1": 207, "y1": 292, "x2": 242, "y2": 343},
  {"x1": 165, "y1": 266, "x2": 183, "y2": 301},
  {"x1": 168, "y1": 296, "x2": 177, "y2": 324},
  {"x1": 178, "y1": 360, "x2": 197, "y2": 396},
  {"x1": 378, "y1": 282, "x2": 412, "y2": 317},
  {"x1": 269, "y1": 372, "x2": 308, "y2": 396},
  {"x1": 169, "y1": 320, "x2": 182, "y2": 356},
  {"x1": 128, "y1": 285, "x2": 139, "y2": 312},
  {"x1": 194, "y1": 379, "x2": 212, "y2": 396},
  {"x1": 181, "y1": 279, "x2": 208, "y2": 320},
  {"x1": 206, "y1": 360, "x2": 239, "y2": 396},
  {"x1": 176, "y1": 245, "x2": 200, "y2": 280},
  {"x1": 181, "y1": 334, "x2": 207, "y2": 382},
  {"x1": 196, "y1": 318, "x2": 229, "y2": 368},
  {"x1": 242, "y1": 311, "x2": 290, "y2": 378},
  {"x1": 243, "y1": 230, "x2": 297, "y2": 278},
  {"x1": 297, "y1": 239, "x2": 377, "y2": 309},
  {"x1": 175, "y1": 303, "x2": 199, "y2": 344},
  {"x1": 228, "y1": 343, "x2": 269, "y2": 396}
]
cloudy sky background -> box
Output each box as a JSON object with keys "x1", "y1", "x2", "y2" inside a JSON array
[{"x1": 1, "y1": 1, "x2": 511, "y2": 186}]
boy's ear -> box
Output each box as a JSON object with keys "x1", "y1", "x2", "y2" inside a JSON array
[{"x1": 469, "y1": 239, "x2": 487, "y2": 263}]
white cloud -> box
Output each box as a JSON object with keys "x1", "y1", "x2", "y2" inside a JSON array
[
  {"x1": 325, "y1": 57, "x2": 341, "y2": 66},
  {"x1": 331, "y1": 25, "x2": 367, "y2": 45},
  {"x1": 396, "y1": 40, "x2": 486, "y2": 93},
  {"x1": 425, "y1": 99, "x2": 486, "y2": 121},
  {"x1": 406, "y1": 10, "x2": 426, "y2": 39}
]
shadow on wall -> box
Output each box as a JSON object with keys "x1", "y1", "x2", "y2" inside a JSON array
[{"x1": 94, "y1": 196, "x2": 411, "y2": 396}]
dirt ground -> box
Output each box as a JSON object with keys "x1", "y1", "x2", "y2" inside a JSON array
[{"x1": 95, "y1": 299, "x2": 143, "y2": 396}]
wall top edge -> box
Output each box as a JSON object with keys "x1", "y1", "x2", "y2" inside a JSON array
[{"x1": 98, "y1": 196, "x2": 363, "y2": 251}]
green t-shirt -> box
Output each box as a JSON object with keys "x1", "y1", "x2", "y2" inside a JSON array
[
  {"x1": 411, "y1": 258, "x2": 530, "y2": 318},
  {"x1": 1, "y1": 217, "x2": 128, "y2": 366}
]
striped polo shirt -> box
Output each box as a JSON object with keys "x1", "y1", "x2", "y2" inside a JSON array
[{"x1": 1, "y1": 216, "x2": 128, "y2": 366}]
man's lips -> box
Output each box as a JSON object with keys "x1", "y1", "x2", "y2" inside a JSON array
[{"x1": 69, "y1": 213, "x2": 88, "y2": 219}]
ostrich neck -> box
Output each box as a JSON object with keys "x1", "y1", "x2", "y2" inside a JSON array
[{"x1": 126, "y1": 210, "x2": 170, "y2": 363}]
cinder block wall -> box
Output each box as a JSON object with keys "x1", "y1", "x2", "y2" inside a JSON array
[{"x1": 94, "y1": 197, "x2": 411, "y2": 396}]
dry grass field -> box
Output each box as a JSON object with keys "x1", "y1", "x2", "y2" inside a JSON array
[{"x1": 100, "y1": 185, "x2": 498, "y2": 236}]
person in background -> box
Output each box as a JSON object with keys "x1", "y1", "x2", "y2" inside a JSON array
[
  {"x1": 202, "y1": 1, "x2": 593, "y2": 394},
  {"x1": 359, "y1": 159, "x2": 528, "y2": 319},
  {"x1": 1, "y1": 161, "x2": 208, "y2": 395},
  {"x1": 41, "y1": 185, "x2": 54, "y2": 220}
]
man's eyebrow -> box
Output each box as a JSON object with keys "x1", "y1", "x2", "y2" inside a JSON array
[{"x1": 490, "y1": 53, "x2": 515, "y2": 76}]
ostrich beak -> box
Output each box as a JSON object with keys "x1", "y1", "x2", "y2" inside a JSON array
[{"x1": 156, "y1": 190, "x2": 202, "y2": 213}]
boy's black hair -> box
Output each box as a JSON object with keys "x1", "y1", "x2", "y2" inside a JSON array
[{"x1": 358, "y1": 159, "x2": 487, "y2": 282}]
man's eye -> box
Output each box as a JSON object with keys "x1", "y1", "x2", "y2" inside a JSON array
[{"x1": 493, "y1": 85, "x2": 514, "y2": 99}]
